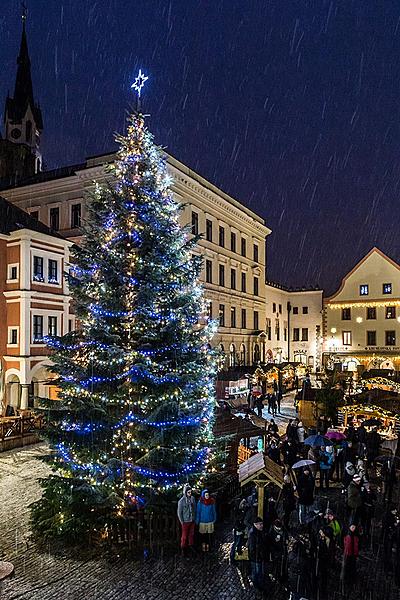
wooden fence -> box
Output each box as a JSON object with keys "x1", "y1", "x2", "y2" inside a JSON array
[{"x1": 0, "y1": 414, "x2": 43, "y2": 451}]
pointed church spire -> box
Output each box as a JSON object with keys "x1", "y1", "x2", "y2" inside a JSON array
[{"x1": 14, "y1": 4, "x2": 34, "y2": 107}]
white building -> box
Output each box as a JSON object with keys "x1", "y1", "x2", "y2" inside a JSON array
[
  {"x1": 323, "y1": 247, "x2": 400, "y2": 373},
  {"x1": 265, "y1": 282, "x2": 323, "y2": 369}
]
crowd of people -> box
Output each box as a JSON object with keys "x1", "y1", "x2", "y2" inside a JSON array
[{"x1": 229, "y1": 416, "x2": 400, "y2": 597}]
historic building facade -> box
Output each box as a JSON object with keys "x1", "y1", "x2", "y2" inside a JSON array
[
  {"x1": 1, "y1": 152, "x2": 271, "y2": 369},
  {"x1": 323, "y1": 247, "x2": 400, "y2": 374},
  {"x1": 0, "y1": 196, "x2": 72, "y2": 414},
  {"x1": 265, "y1": 282, "x2": 323, "y2": 368}
]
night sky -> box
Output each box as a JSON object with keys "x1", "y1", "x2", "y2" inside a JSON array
[{"x1": 1, "y1": 0, "x2": 400, "y2": 294}]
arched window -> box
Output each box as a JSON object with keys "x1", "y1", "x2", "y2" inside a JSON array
[
  {"x1": 229, "y1": 344, "x2": 236, "y2": 368},
  {"x1": 240, "y1": 344, "x2": 246, "y2": 366},
  {"x1": 26, "y1": 120, "x2": 32, "y2": 143},
  {"x1": 253, "y1": 343, "x2": 260, "y2": 364}
]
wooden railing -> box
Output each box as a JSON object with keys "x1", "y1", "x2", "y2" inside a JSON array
[
  {"x1": 237, "y1": 444, "x2": 256, "y2": 464},
  {"x1": 0, "y1": 414, "x2": 43, "y2": 442}
]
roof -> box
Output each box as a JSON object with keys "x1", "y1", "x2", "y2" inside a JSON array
[
  {"x1": 213, "y1": 410, "x2": 263, "y2": 439},
  {"x1": 0, "y1": 195, "x2": 63, "y2": 238},
  {"x1": 0, "y1": 162, "x2": 86, "y2": 190}
]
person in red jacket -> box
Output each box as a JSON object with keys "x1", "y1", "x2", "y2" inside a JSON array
[{"x1": 341, "y1": 524, "x2": 359, "y2": 590}]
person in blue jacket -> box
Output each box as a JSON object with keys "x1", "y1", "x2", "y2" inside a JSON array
[
  {"x1": 196, "y1": 489, "x2": 217, "y2": 552},
  {"x1": 319, "y1": 445, "x2": 334, "y2": 489}
]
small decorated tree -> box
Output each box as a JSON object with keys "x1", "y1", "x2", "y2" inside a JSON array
[{"x1": 31, "y1": 108, "x2": 218, "y2": 543}]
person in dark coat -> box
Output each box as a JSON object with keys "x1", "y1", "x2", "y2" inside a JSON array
[
  {"x1": 267, "y1": 440, "x2": 281, "y2": 464},
  {"x1": 247, "y1": 517, "x2": 269, "y2": 591},
  {"x1": 281, "y1": 474, "x2": 296, "y2": 529},
  {"x1": 297, "y1": 468, "x2": 315, "y2": 524},
  {"x1": 255, "y1": 394, "x2": 264, "y2": 418},
  {"x1": 382, "y1": 507, "x2": 400, "y2": 573},
  {"x1": 267, "y1": 418, "x2": 279, "y2": 437},
  {"x1": 366, "y1": 428, "x2": 381, "y2": 466},
  {"x1": 268, "y1": 519, "x2": 288, "y2": 582},
  {"x1": 230, "y1": 499, "x2": 247, "y2": 564},
  {"x1": 343, "y1": 441, "x2": 357, "y2": 466},
  {"x1": 346, "y1": 474, "x2": 363, "y2": 525},
  {"x1": 270, "y1": 393, "x2": 278, "y2": 417},
  {"x1": 315, "y1": 527, "x2": 332, "y2": 596},
  {"x1": 360, "y1": 481, "x2": 376, "y2": 542},
  {"x1": 281, "y1": 439, "x2": 297, "y2": 467}
]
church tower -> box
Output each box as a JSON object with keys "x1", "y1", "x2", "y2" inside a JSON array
[{"x1": 0, "y1": 7, "x2": 43, "y2": 184}]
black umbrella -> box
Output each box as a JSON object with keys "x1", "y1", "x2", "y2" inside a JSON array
[{"x1": 362, "y1": 418, "x2": 382, "y2": 427}]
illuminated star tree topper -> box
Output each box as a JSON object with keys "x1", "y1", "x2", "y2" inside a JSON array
[{"x1": 131, "y1": 68, "x2": 149, "y2": 98}]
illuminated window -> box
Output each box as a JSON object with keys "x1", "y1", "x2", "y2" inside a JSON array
[
  {"x1": 230, "y1": 306, "x2": 236, "y2": 328},
  {"x1": 386, "y1": 306, "x2": 396, "y2": 319},
  {"x1": 342, "y1": 331, "x2": 352, "y2": 345},
  {"x1": 383, "y1": 283, "x2": 392, "y2": 294},
  {"x1": 359, "y1": 284, "x2": 369, "y2": 296}
]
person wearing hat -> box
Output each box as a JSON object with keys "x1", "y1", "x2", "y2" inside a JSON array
[
  {"x1": 195, "y1": 489, "x2": 216, "y2": 552},
  {"x1": 247, "y1": 516, "x2": 268, "y2": 591},
  {"x1": 268, "y1": 518, "x2": 288, "y2": 582},
  {"x1": 347, "y1": 474, "x2": 363, "y2": 525},
  {"x1": 177, "y1": 483, "x2": 196, "y2": 555},
  {"x1": 297, "y1": 467, "x2": 315, "y2": 525}
]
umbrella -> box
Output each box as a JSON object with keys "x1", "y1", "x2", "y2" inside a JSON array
[
  {"x1": 292, "y1": 459, "x2": 315, "y2": 469},
  {"x1": 375, "y1": 455, "x2": 400, "y2": 465},
  {"x1": 325, "y1": 430, "x2": 346, "y2": 441},
  {"x1": 362, "y1": 418, "x2": 382, "y2": 427},
  {"x1": 304, "y1": 434, "x2": 330, "y2": 447}
]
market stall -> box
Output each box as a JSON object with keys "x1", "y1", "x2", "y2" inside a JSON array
[{"x1": 339, "y1": 403, "x2": 399, "y2": 454}]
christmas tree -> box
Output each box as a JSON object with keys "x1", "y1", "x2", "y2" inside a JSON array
[{"x1": 31, "y1": 109, "x2": 218, "y2": 542}]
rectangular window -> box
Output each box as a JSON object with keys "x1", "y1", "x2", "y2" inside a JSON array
[
  {"x1": 253, "y1": 243, "x2": 259, "y2": 262},
  {"x1": 301, "y1": 328, "x2": 309, "y2": 341},
  {"x1": 275, "y1": 319, "x2": 280, "y2": 341},
  {"x1": 367, "y1": 331, "x2": 376, "y2": 346},
  {"x1": 49, "y1": 207, "x2": 60, "y2": 231},
  {"x1": 386, "y1": 330, "x2": 396, "y2": 346},
  {"x1": 205, "y1": 259, "x2": 212, "y2": 284},
  {"x1": 231, "y1": 232, "x2": 236, "y2": 252},
  {"x1": 383, "y1": 283, "x2": 392, "y2": 294},
  {"x1": 293, "y1": 328, "x2": 300, "y2": 342},
  {"x1": 208, "y1": 302, "x2": 212, "y2": 319},
  {"x1": 9, "y1": 329, "x2": 18, "y2": 345},
  {"x1": 219, "y1": 264, "x2": 225, "y2": 287},
  {"x1": 71, "y1": 204, "x2": 81, "y2": 228},
  {"x1": 206, "y1": 219, "x2": 213, "y2": 242},
  {"x1": 273, "y1": 302, "x2": 276, "y2": 313},
  {"x1": 241, "y1": 237, "x2": 246, "y2": 257},
  {"x1": 230, "y1": 268, "x2": 236, "y2": 290},
  {"x1": 9, "y1": 265, "x2": 18, "y2": 280},
  {"x1": 48, "y1": 316, "x2": 58, "y2": 336},
  {"x1": 293, "y1": 306, "x2": 298, "y2": 315},
  {"x1": 342, "y1": 331, "x2": 352, "y2": 346},
  {"x1": 342, "y1": 308, "x2": 351, "y2": 320},
  {"x1": 68, "y1": 319, "x2": 73, "y2": 333},
  {"x1": 303, "y1": 306, "x2": 308, "y2": 314},
  {"x1": 191, "y1": 211, "x2": 199, "y2": 236},
  {"x1": 253, "y1": 277, "x2": 259, "y2": 296},
  {"x1": 30, "y1": 210, "x2": 39, "y2": 220},
  {"x1": 366, "y1": 307, "x2": 376, "y2": 320},
  {"x1": 284, "y1": 327, "x2": 287, "y2": 342},
  {"x1": 241, "y1": 308, "x2": 247, "y2": 329},
  {"x1": 254, "y1": 310, "x2": 259, "y2": 330},
  {"x1": 386, "y1": 306, "x2": 396, "y2": 319},
  {"x1": 241, "y1": 272, "x2": 246, "y2": 293},
  {"x1": 230, "y1": 306, "x2": 236, "y2": 328},
  {"x1": 266, "y1": 318, "x2": 271, "y2": 340},
  {"x1": 48, "y1": 259, "x2": 58, "y2": 283},
  {"x1": 33, "y1": 315, "x2": 43, "y2": 342},
  {"x1": 33, "y1": 256, "x2": 44, "y2": 281},
  {"x1": 279, "y1": 304, "x2": 282, "y2": 314},
  {"x1": 360, "y1": 284, "x2": 369, "y2": 296},
  {"x1": 219, "y1": 226, "x2": 225, "y2": 247},
  {"x1": 219, "y1": 304, "x2": 225, "y2": 327}
]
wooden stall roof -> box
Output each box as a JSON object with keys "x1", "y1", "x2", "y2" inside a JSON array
[
  {"x1": 238, "y1": 453, "x2": 284, "y2": 488},
  {"x1": 213, "y1": 410, "x2": 264, "y2": 439},
  {"x1": 340, "y1": 403, "x2": 398, "y2": 419}
]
